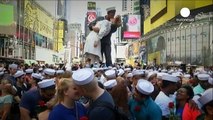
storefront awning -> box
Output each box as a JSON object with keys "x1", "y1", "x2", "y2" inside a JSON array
[{"x1": 24, "y1": 59, "x2": 38, "y2": 65}]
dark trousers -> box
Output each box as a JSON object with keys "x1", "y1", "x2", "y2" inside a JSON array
[{"x1": 101, "y1": 43, "x2": 112, "y2": 67}]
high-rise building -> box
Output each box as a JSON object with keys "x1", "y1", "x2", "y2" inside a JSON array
[
  {"x1": 96, "y1": 8, "x2": 102, "y2": 17},
  {"x1": 65, "y1": 23, "x2": 82, "y2": 65},
  {"x1": 122, "y1": 0, "x2": 134, "y2": 15}
]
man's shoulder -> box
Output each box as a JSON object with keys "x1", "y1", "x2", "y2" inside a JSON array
[{"x1": 21, "y1": 89, "x2": 40, "y2": 101}]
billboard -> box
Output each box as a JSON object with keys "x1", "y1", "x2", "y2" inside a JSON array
[
  {"x1": 24, "y1": 0, "x2": 54, "y2": 39},
  {"x1": 87, "y1": 2, "x2": 96, "y2": 10},
  {"x1": 147, "y1": 35, "x2": 166, "y2": 64},
  {"x1": 123, "y1": 15, "x2": 141, "y2": 39},
  {"x1": 87, "y1": 11, "x2": 96, "y2": 25},
  {"x1": 0, "y1": 4, "x2": 15, "y2": 35}
]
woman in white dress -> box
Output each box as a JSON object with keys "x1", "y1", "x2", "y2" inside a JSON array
[{"x1": 84, "y1": 15, "x2": 121, "y2": 63}]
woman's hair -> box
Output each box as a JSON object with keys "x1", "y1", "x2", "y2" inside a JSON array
[
  {"x1": 181, "y1": 85, "x2": 194, "y2": 101},
  {"x1": 110, "y1": 83, "x2": 128, "y2": 113},
  {"x1": 46, "y1": 78, "x2": 73, "y2": 110},
  {"x1": 61, "y1": 71, "x2": 72, "y2": 78},
  {"x1": 56, "y1": 78, "x2": 73, "y2": 102},
  {"x1": 113, "y1": 15, "x2": 121, "y2": 27},
  {"x1": 1, "y1": 79, "x2": 13, "y2": 94}
]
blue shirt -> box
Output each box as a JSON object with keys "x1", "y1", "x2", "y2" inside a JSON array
[
  {"x1": 129, "y1": 96, "x2": 162, "y2": 120},
  {"x1": 48, "y1": 103, "x2": 87, "y2": 120},
  {"x1": 19, "y1": 89, "x2": 42, "y2": 118},
  {"x1": 88, "y1": 91, "x2": 115, "y2": 120}
]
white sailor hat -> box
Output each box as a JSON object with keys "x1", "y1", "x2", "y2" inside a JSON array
[
  {"x1": 105, "y1": 70, "x2": 116, "y2": 78},
  {"x1": 200, "y1": 70, "x2": 208, "y2": 74},
  {"x1": 32, "y1": 73, "x2": 42, "y2": 80},
  {"x1": 161, "y1": 69, "x2": 168, "y2": 73},
  {"x1": 25, "y1": 69, "x2": 33, "y2": 74},
  {"x1": 14, "y1": 71, "x2": 25, "y2": 78},
  {"x1": 99, "y1": 75, "x2": 107, "y2": 84},
  {"x1": 127, "y1": 73, "x2": 133, "y2": 78},
  {"x1": 9, "y1": 63, "x2": 18, "y2": 69},
  {"x1": 178, "y1": 69, "x2": 183, "y2": 72},
  {"x1": 92, "y1": 67, "x2": 98, "y2": 72},
  {"x1": 168, "y1": 69, "x2": 174, "y2": 74},
  {"x1": 183, "y1": 74, "x2": 191, "y2": 79},
  {"x1": 72, "y1": 68, "x2": 94, "y2": 85},
  {"x1": 172, "y1": 72, "x2": 183, "y2": 77},
  {"x1": 117, "y1": 69, "x2": 124, "y2": 76},
  {"x1": 147, "y1": 72, "x2": 157, "y2": 80},
  {"x1": 44, "y1": 68, "x2": 56, "y2": 76},
  {"x1": 193, "y1": 72, "x2": 200, "y2": 77},
  {"x1": 0, "y1": 67, "x2": 4, "y2": 72},
  {"x1": 198, "y1": 88, "x2": 213, "y2": 107},
  {"x1": 208, "y1": 77, "x2": 213, "y2": 85},
  {"x1": 103, "y1": 67, "x2": 109, "y2": 71},
  {"x1": 157, "y1": 73, "x2": 168, "y2": 79},
  {"x1": 136, "y1": 79, "x2": 154, "y2": 95},
  {"x1": 98, "y1": 68, "x2": 104, "y2": 71},
  {"x1": 197, "y1": 74, "x2": 210, "y2": 81},
  {"x1": 0, "y1": 71, "x2": 4, "y2": 76},
  {"x1": 106, "y1": 7, "x2": 116, "y2": 12},
  {"x1": 162, "y1": 74, "x2": 180, "y2": 82},
  {"x1": 38, "y1": 68, "x2": 43, "y2": 71},
  {"x1": 112, "y1": 67, "x2": 117, "y2": 70},
  {"x1": 56, "y1": 70, "x2": 64, "y2": 74},
  {"x1": 104, "y1": 79, "x2": 117, "y2": 89},
  {"x1": 124, "y1": 68, "x2": 131, "y2": 72},
  {"x1": 38, "y1": 79, "x2": 55, "y2": 89},
  {"x1": 132, "y1": 70, "x2": 145, "y2": 76},
  {"x1": 108, "y1": 66, "x2": 113, "y2": 69}
]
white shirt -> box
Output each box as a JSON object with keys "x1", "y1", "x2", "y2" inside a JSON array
[{"x1": 155, "y1": 91, "x2": 174, "y2": 116}]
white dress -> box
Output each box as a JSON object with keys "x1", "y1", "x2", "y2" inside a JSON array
[{"x1": 84, "y1": 20, "x2": 111, "y2": 61}]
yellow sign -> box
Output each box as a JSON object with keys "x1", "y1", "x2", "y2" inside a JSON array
[
  {"x1": 24, "y1": 0, "x2": 54, "y2": 39},
  {"x1": 148, "y1": 51, "x2": 161, "y2": 65},
  {"x1": 132, "y1": 42, "x2": 139, "y2": 55},
  {"x1": 53, "y1": 21, "x2": 64, "y2": 51},
  {"x1": 58, "y1": 21, "x2": 64, "y2": 39}
]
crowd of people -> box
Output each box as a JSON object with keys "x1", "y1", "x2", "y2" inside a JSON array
[
  {"x1": 0, "y1": 5, "x2": 213, "y2": 120},
  {"x1": 0, "y1": 61, "x2": 212, "y2": 120}
]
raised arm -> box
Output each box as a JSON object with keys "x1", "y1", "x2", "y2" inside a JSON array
[{"x1": 88, "y1": 16, "x2": 105, "y2": 31}]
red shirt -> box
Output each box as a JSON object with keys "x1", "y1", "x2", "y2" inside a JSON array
[{"x1": 182, "y1": 103, "x2": 201, "y2": 120}]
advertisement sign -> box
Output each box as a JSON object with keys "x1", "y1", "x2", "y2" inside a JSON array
[
  {"x1": 147, "y1": 35, "x2": 166, "y2": 64},
  {"x1": 24, "y1": 0, "x2": 54, "y2": 39},
  {"x1": 148, "y1": 51, "x2": 161, "y2": 65},
  {"x1": 0, "y1": 4, "x2": 15, "y2": 35},
  {"x1": 123, "y1": 15, "x2": 141, "y2": 39},
  {"x1": 87, "y1": 11, "x2": 96, "y2": 24},
  {"x1": 87, "y1": 2, "x2": 96, "y2": 10},
  {"x1": 132, "y1": 41, "x2": 139, "y2": 56},
  {"x1": 58, "y1": 21, "x2": 64, "y2": 39},
  {"x1": 0, "y1": 4, "x2": 13, "y2": 26},
  {"x1": 139, "y1": 41, "x2": 147, "y2": 64}
]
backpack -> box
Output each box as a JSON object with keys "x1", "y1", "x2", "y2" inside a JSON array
[{"x1": 94, "y1": 101, "x2": 130, "y2": 120}]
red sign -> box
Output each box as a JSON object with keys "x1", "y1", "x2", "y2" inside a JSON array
[
  {"x1": 124, "y1": 32, "x2": 141, "y2": 38},
  {"x1": 87, "y1": 11, "x2": 96, "y2": 24}
]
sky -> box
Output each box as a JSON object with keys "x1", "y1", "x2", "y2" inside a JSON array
[{"x1": 68, "y1": 0, "x2": 123, "y2": 32}]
